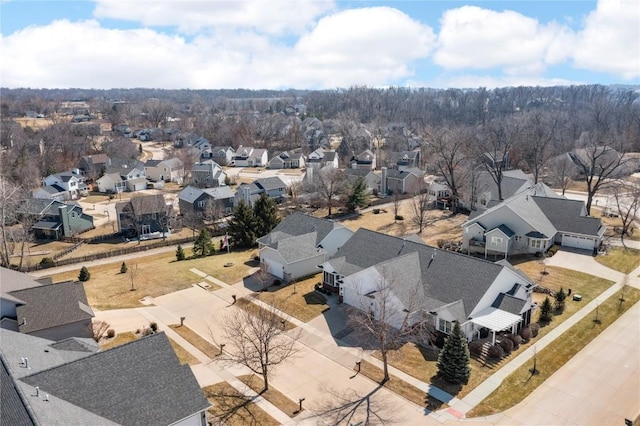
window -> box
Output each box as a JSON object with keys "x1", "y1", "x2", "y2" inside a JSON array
[
  {"x1": 197, "y1": 201, "x2": 205, "y2": 208},
  {"x1": 514, "y1": 236, "x2": 521, "y2": 242},
  {"x1": 438, "y1": 319, "x2": 453, "y2": 334},
  {"x1": 491, "y1": 236, "x2": 503, "y2": 246},
  {"x1": 530, "y1": 239, "x2": 542, "y2": 249},
  {"x1": 323, "y1": 271, "x2": 336, "y2": 287}
]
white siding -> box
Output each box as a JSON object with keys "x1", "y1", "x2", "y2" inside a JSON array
[
  {"x1": 172, "y1": 411, "x2": 207, "y2": 426},
  {"x1": 319, "y1": 227, "x2": 354, "y2": 257}
]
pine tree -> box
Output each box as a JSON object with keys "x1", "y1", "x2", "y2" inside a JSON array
[
  {"x1": 228, "y1": 200, "x2": 258, "y2": 248},
  {"x1": 555, "y1": 287, "x2": 567, "y2": 312},
  {"x1": 120, "y1": 262, "x2": 128, "y2": 274},
  {"x1": 176, "y1": 244, "x2": 186, "y2": 261},
  {"x1": 253, "y1": 193, "x2": 280, "y2": 237},
  {"x1": 78, "y1": 266, "x2": 91, "y2": 282},
  {"x1": 540, "y1": 296, "x2": 553, "y2": 322},
  {"x1": 436, "y1": 321, "x2": 471, "y2": 385},
  {"x1": 193, "y1": 229, "x2": 214, "y2": 257},
  {"x1": 346, "y1": 176, "x2": 368, "y2": 212}
]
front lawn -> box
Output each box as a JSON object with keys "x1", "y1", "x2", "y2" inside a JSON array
[
  {"x1": 167, "y1": 337, "x2": 200, "y2": 365},
  {"x1": 203, "y1": 382, "x2": 279, "y2": 426},
  {"x1": 595, "y1": 247, "x2": 640, "y2": 274},
  {"x1": 100, "y1": 331, "x2": 137, "y2": 350},
  {"x1": 169, "y1": 324, "x2": 219, "y2": 358},
  {"x1": 256, "y1": 274, "x2": 330, "y2": 322},
  {"x1": 468, "y1": 285, "x2": 640, "y2": 417},
  {"x1": 237, "y1": 375, "x2": 301, "y2": 417},
  {"x1": 358, "y1": 360, "x2": 432, "y2": 409},
  {"x1": 49, "y1": 249, "x2": 256, "y2": 310}
]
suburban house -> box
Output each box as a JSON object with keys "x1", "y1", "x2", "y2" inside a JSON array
[
  {"x1": 17, "y1": 199, "x2": 94, "y2": 240},
  {"x1": 178, "y1": 185, "x2": 235, "y2": 220},
  {"x1": 208, "y1": 145, "x2": 235, "y2": 165},
  {"x1": 41, "y1": 170, "x2": 88, "y2": 200},
  {"x1": 192, "y1": 136, "x2": 212, "y2": 154},
  {"x1": 349, "y1": 149, "x2": 376, "y2": 171},
  {"x1": 306, "y1": 148, "x2": 339, "y2": 169},
  {"x1": 460, "y1": 169, "x2": 533, "y2": 212},
  {"x1": 116, "y1": 194, "x2": 173, "y2": 240},
  {"x1": 268, "y1": 150, "x2": 306, "y2": 169},
  {"x1": 0, "y1": 267, "x2": 94, "y2": 341},
  {"x1": 234, "y1": 176, "x2": 288, "y2": 207},
  {"x1": 257, "y1": 212, "x2": 354, "y2": 280},
  {"x1": 144, "y1": 158, "x2": 184, "y2": 183},
  {"x1": 96, "y1": 160, "x2": 146, "y2": 193},
  {"x1": 79, "y1": 154, "x2": 110, "y2": 180},
  {"x1": 232, "y1": 146, "x2": 268, "y2": 167},
  {"x1": 320, "y1": 228, "x2": 536, "y2": 343},
  {"x1": 425, "y1": 176, "x2": 453, "y2": 209},
  {"x1": 0, "y1": 329, "x2": 210, "y2": 425},
  {"x1": 462, "y1": 182, "x2": 606, "y2": 257},
  {"x1": 191, "y1": 159, "x2": 227, "y2": 188},
  {"x1": 379, "y1": 167, "x2": 424, "y2": 195},
  {"x1": 389, "y1": 150, "x2": 420, "y2": 170},
  {"x1": 344, "y1": 168, "x2": 381, "y2": 194},
  {"x1": 32, "y1": 184, "x2": 69, "y2": 202}
]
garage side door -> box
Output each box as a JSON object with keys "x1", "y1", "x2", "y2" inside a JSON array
[{"x1": 562, "y1": 234, "x2": 595, "y2": 250}]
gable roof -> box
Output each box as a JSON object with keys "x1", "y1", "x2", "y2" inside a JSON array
[
  {"x1": 532, "y1": 196, "x2": 603, "y2": 236},
  {"x1": 257, "y1": 212, "x2": 341, "y2": 247},
  {"x1": 128, "y1": 194, "x2": 168, "y2": 215},
  {"x1": 1, "y1": 360, "x2": 35, "y2": 426},
  {"x1": 1, "y1": 267, "x2": 45, "y2": 304},
  {"x1": 254, "y1": 176, "x2": 286, "y2": 191},
  {"x1": 10, "y1": 281, "x2": 94, "y2": 334},
  {"x1": 144, "y1": 159, "x2": 161, "y2": 168}
]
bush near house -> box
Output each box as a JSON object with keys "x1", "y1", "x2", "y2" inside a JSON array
[
  {"x1": 529, "y1": 323, "x2": 540, "y2": 337},
  {"x1": 499, "y1": 338, "x2": 514, "y2": 354},
  {"x1": 488, "y1": 344, "x2": 504, "y2": 360},
  {"x1": 468, "y1": 340, "x2": 484, "y2": 357},
  {"x1": 78, "y1": 266, "x2": 91, "y2": 282},
  {"x1": 519, "y1": 327, "x2": 532, "y2": 342}
]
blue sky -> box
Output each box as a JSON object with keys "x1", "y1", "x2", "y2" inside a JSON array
[{"x1": 1, "y1": 0, "x2": 638, "y2": 90}]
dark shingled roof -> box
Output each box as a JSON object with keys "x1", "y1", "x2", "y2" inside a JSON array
[
  {"x1": 325, "y1": 228, "x2": 524, "y2": 319},
  {"x1": 258, "y1": 212, "x2": 338, "y2": 246},
  {"x1": 532, "y1": 196, "x2": 603, "y2": 236},
  {"x1": 1, "y1": 360, "x2": 35, "y2": 426},
  {"x1": 21, "y1": 332, "x2": 210, "y2": 426},
  {"x1": 11, "y1": 281, "x2": 94, "y2": 334},
  {"x1": 254, "y1": 176, "x2": 287, "y2": 191},
  {"x1": 492, "y1": 293, "x2": 529, "y2": 315}
]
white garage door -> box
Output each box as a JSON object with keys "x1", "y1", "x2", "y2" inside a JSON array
[
  {"x1": 562, "y1": 234, "x2": 595, "y2": 251},
  {"x1": 262, "y1": 258, "x2": 284, "y2": 279}
]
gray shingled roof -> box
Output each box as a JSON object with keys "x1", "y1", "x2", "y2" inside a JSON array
[
  {"x1": 326, "y1": 228, "x2": 524, "y2": 319},
  {"x1": 1, "y1": 267, "x2": 43, "y2": 304},
  {"x1": 1, "y1": 360, "x2": 35, "y2": 426},
  {"x1": 202, "y1": 186, "x2": 234, "y2": 200},
  {"x1": 144, "y1": 159, "x2": 161, "y2": 167},
  {"x1": 275, "y1": 232, "x2": 321, "y2": 263},
  {"x1": 533, "y1": 196, "x2": 602, "y2": 236},
  {"x1": 178, "y1": 186, "x2": 204, "y2": 203},
  {"x1": 20, "y1": 332, "x2": 210, "y2": 426},
  {"x1": 257, "y1": 212, "x2": 338, "y2": 246},
  {"x1": 491, "y1": 293, "x2": 528, "y2": 315},
  {"x1": 11, "y1": 281, "x2": 94, "y2": 334},
  {"x1": 254, "y1": 176, "x2": 286, "y2": 191},
  {"x1": 129, "y1": 194, "x2": 167, "y2": 215}
]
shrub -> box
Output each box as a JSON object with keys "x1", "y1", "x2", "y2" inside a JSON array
[
  {"x1": 39, "y1": 257, "x2": 54, "y2": 266},
  {"x1": 120, "y1": 262, "x2": 128, "y2": 274},
  {"x1": 499, "y1": 338, "x2": 514, "y2": 354},
  {"x1": 149, "y1": 322, "x2": 158, "y2": 332},
  {"x1": 468, "y1": 340, "x2": 484, "y2": 356},
  {"x1": 135, "y1": 329, "x2": 141, "y2": 334},
  {"x1": 141, "y1": 327, "x2": 151, "y2": 336},
  {"x1": 507, "y1": 334, "x2": 523, "y2": 349},
  {"x1": 78, "y1": 266, "x2": 91, "y2": 282},
  {"x1": 395, "y1": 215, "x2": 404, "y2": 221},
  {"x1": 539, "y1": 296, "x2": 553, "y2": 322},
  {"x1": 373, "y1": 208, "x2": 381, "y2": 214},
  {"x1": 530, "y1": 323, "x2": 540, "y2": 337},
  {"x1": 555, "y1": 287, "x2": 567, "y2": 313},
  {"x1": 273, "y1": 279, "x2": 282, "y2": 286},
  {"x1": 106, "y1": 329, "x2": 115, "y2": 338},
  {"x1": 547, "y1": 245, "x2": 560, "y2": 256},
  {"x1": 488, "y1": 344, "x2": 504, "y2": 359},
  {"x1": 520, "y1": 327, "x2": 532, "y2": 342},
  {"x1": 176, "y1": 244, "x2": 186, "y2": 261}
]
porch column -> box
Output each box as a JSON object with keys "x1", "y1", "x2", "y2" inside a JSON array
[{"x1": 491, "y1": 330, "x2": 496, "y2": 345}]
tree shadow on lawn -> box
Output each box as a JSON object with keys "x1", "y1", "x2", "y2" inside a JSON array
[{"x1": 312, "y1": 383, "x2": 399, "y2": 425}]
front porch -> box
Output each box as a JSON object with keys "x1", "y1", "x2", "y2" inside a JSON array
[{"x1": 468, "y1": 307, "x2": 523, "y2": 345}]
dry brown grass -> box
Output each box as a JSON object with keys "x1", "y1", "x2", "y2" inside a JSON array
[
  {"x1": 256, "y1": 274, "x2": 329, "y2": 322},
  {"x1": 169, "y1": 324, "x2": 219, "y2": 358},
  {"x1": 167, "y1": 337, "x2": 200, "y2": 365},
  {"x1": 48, "y1": 249, "x2": 257, "y2": 310},
  {"x1": 203, "y1": 382, "x2": 280, "y2": 426},
  {"x1": 358, "y1": 360, "x2": 432, "y2": 409},
  {"x1": 100, "y1": 331, "x2": 137, "y2": 350},
  {"x1": 595, "y1": 247, "x2": 640, "y2": 273},
  {"x1": 235, "y1": 298, "x2": 296, "y2": 331},
  {"x1": 237, "y1": 374, "x2": 301, "y2": 416}
]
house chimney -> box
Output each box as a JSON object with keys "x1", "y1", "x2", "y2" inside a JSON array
[
  {"x1": 44, "y1": 394, "x2": 49, "y2": 402},
  {"x1": 381, "y1": 167, "x2": 388, "y2": 195},
  {"x1": 35, "y1": 386, "x2": 40, "y2": 397},
  {"x1": 24, "y1": 358, "x2": 30, "y2": 369},
  {"x1": 58, "y1": 205, "x2": 71, "y2": 238}
]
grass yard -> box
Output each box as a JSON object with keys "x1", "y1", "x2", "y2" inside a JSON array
[
  {"x1": 100, "y1": 331, "x2": 137, "y2": 350},
  {"x1": 596, "y1": 209, "x2": 640, "y2": 242},
  {"x1": 203, "y1": 382, "x2": 280, "y2": 426},
  {"x1": 468, "y1": 285, "x2": 640, "y2": 417},
  {"x1": 595, "y1": 247, "x2": 640, "y2": 274},
  {"x1": 237, "y1": 374, "x2": 302, "y2": 416},
  {"x1": 256, "y1": 274, "x2": 329, "y2": 322},
  {"x1": 48, "y1": 249, "x2": 256, "y2": 310},
  {"x1": 167, "y1": 337, "x2": 200, "y2": 365},
  {"x1": 358, "y1": 360, "x2": 432, "y2": 409},
  {"x1": 235, "y1": 298, "x2": 297, "y2": 331},
  {"x1": 169, "y1": 324, "x2": 219, "y2": 358}
]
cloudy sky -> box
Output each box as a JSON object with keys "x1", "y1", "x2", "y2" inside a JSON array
[{"x1": 1, "y1": 0, "x2": 638, "y2": 90}]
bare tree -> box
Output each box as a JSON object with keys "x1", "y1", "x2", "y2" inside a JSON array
[
  {"x1": 476, "y1": 118, "x2": 519, "y2": 201},
  {"x1": 392, "y1": 192, "x2": 401, "y2": 222},
  {"x1": 347, "y1": 266, "x2": 436, "y2": 382},
  {"x1": 142, "y1": 99, "x2": 174, "y2": 128},
  {"x1": 612, "y1": 182, "x2": 640, "y2": 248},
  {"x1": 0, "y1": 178, "x2": 23, "y2": 267},
  {"x1": 217, "y1": 296, "x2": 299, "y2": 392},
  {"x1": 306, "y1": 166, "x2": 347, "y2": 217},
  {"x1": 518, "y1": 110, "x2": 557, "y2": 183},
  {"x1": 547, "y1": 154, "x2": 578, "y2": 195},
  {"x1": 129, "y1": 262, "x2": 138, "y2": 291},
  {"x1": 91, "y1": 320, "x2": 111, "y2": 342},
  {"x1": 409, "y1": 182, "x2": 431, "y2": 234}
]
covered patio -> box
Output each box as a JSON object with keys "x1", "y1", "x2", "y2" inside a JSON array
[{"x1": 468, "y1": 307, "x2": 523, "y2": 345}]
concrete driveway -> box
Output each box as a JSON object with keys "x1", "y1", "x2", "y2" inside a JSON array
[{"x1": 545, "y1": 248, "x2": 626, "y2": 282}]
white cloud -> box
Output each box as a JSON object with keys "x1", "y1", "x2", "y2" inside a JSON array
[
  {"x1": 572, "y1": 0, "x2": 640, "y2": 79},
  {"x1": 408, "y1": 73, "x2": 580, "y2": 90},
  {"x1": 92, "y1": 0, "x2": 334, "y2": 35},
  {"x1": 434, "y1": 6, "x2": 572, "y2": 74}
]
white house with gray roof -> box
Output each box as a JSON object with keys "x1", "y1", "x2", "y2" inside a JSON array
[
  {"x1": 462, "y1": 182, "x2": 606, "y2": 257},
  {"x1": 257, "y1": 212, "x2": 354, "y2": 280},
  {"x1": 320, "y1": 228, "x2": 535, "y2": 343},
  {"x1": 0, "y1": 329, "x2": 210, "y2": 426},
  {"x1": 232, "y1": 146, "x2": 268, "y2": 167},
  {"x1": 234, "y1": 176, "x2": 287, "y2": 207},
  {"x1": 144, "y1": 158, "x2": 184, "y2": 183}
]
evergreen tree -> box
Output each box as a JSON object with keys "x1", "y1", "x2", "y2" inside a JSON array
[
  {"x1": 193, "y1": 229, "x2": 214, "y2": 257},
  {"x1": 436, "y1": 321, "x2": 471, "y2": 385},
  {"x1": 120, "y1": 262, "x2": 128, "y2": 274},
  {"x1": 253, "y1": 193, "x2": 280, "y2": 237},
  {"x1": 176, "y1": 244, "x2": 186, "y2": 261},
  {"x1": 78, "y1": 266, "x2": 91, "y2": 282},
  {"x1": 346, "y1": 176, "x2": 368, "y2": 212},
  {"x1": 540, "y1": 296, "x2": 553, "y2": 322},
  {"x1": 555, "y1": 287, "x2": 567, "y2": 312},
  {"x1": 228, "y1": 200, "x2": 258, "y2": 248}
]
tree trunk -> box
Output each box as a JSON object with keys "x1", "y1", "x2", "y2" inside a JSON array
[
  {"x1": 262, "y1": 365, "x2": 269, "y2": 392},
  {"x1": 381, "y1": 350, "x2": 390, "y2": 383}
]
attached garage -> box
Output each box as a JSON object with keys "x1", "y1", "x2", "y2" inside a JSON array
[
  {"x1": 561, "y1": 234, "x2": 596, "y2": 251},
  {"x1": 262, "y1": 258, "x2": 284, "y2": 279}
]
